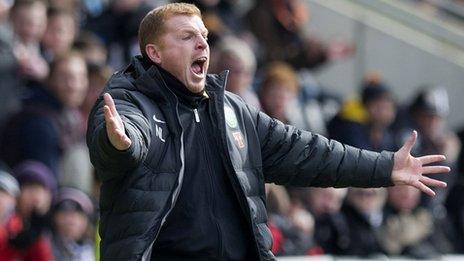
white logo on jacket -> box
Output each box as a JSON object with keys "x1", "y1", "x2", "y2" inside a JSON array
[{"x1": 153, "y1": 114, "x2": 166, "y2": 142}]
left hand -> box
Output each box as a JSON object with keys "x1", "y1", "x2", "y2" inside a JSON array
[{"x1": 392, "y1": 130, "x2": 450, "y2": 196}]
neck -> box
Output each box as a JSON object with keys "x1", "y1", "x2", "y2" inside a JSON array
[{"x1": 156, "y1": 64, "x2": 206, "y2": 107}]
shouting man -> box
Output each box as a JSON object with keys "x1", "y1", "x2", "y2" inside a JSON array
[{"x1": 87, "y1": 3, "x2": 450, "y2": 260}]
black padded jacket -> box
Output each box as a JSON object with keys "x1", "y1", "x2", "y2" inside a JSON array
[{"x1": 86, "y1": 56, "x2": 395, "y2": 260}]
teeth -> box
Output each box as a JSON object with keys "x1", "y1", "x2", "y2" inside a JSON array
[{"x1": 196, "y1": 57, "x2": 207, "y2": 63}]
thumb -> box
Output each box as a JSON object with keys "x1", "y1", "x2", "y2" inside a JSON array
[{"x1": 400, "y1": 130, "x2": 417, "y2": 155}]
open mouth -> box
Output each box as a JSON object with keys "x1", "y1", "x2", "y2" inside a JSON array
[{"x1": 191, "y1": 57, "x2": 207, "y2": 77}]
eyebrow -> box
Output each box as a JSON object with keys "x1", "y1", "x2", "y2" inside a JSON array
[{"x1": 179, "y1": 27, "x2": 209, "y2": 36}]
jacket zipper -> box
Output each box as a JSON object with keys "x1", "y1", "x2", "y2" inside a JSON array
[
  {"x1": 193, "y1": 108, "x2": 200, "y2": 122},
  {"x1": 196, "y1": 107, "x2": 224, "y2": 259},
  {"x1": 142, "y1": 99, "x2": 186, "y2": 261}
]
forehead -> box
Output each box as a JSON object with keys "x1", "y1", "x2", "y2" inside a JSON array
[
  {"x1": 164, "y1": 15, "x2": 207, "y2": 33},
  {"x1": 53, "y1": 57, "x2": 86, "y2": 74}
]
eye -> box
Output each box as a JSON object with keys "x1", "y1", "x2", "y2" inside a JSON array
[{"x1": 182, "y1": 35, "x2": 192, "y2": 40}]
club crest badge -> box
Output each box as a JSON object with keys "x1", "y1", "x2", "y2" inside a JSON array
[
  {"x1": 232, "y1": 131, "x2": 245, "y2": 149},
  {"x1": 224, "y1": 106, "x2": 238, "y2": 129}
]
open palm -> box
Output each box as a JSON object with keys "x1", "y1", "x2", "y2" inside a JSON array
[
  {"x1": 392, "y1": 131, "x2": 450, "y2": 196},
  {"x1": 103, "y1": 93, "x2": 132, "y2": 151}
]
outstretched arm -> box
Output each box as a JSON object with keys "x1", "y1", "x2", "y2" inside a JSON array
[
  {"x1": 391, "y1": 130, "x2": 450, "y2": 196},
  {"x1": 249, "y1": 105, "x2": 450, "y2": 194}
]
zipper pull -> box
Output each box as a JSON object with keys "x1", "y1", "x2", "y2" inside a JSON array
[{"x1": 193, "y1": 108, "x2": 200, "y2": 123}]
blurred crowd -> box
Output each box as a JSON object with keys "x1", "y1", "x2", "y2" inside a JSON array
[{"x1": 0, "y1": 0, "x2": 463, "y2": 260}]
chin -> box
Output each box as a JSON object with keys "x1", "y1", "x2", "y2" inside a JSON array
[{"x1": 188, "y1": 82, "x2": 206, "y2": 93}]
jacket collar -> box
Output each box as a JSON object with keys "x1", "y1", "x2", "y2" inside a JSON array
[{"x1": 129, "y1": 55, "x2": 229, "y2": 105}]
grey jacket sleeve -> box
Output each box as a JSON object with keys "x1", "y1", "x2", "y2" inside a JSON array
[
  {"x1": 86, "y1": 89, "x2": 151, "y2": 181},
  {"x1": 250, "y1": 106, "x2": 394, "y2": 188}
]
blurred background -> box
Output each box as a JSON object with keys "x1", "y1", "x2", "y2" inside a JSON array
[{"x1": 0, "y1": 0, "x2": 463, "y2": 260}]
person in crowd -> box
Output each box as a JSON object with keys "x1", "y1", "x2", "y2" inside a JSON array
[
  {"x1": 329, "y1": 77, "x2": 397, "y2": 152},
  {"x1": 340, "y1": 188, "x2": 388, "y2": 256},
  {"x1": 87, "y1": 3, "x2": 449, "y2": 260},
  {"x1": 51, "y1": 187, "x2": 94, "y2": 260},
  {"x1": 10, "y1": 0, "x2": 49, "y2": 82},
  {"x1": 42, "y1": 7, "x2": 78, "y2": 62},
  {"x1": 258, "y1": 61, "x2": 300, "y2": 122},
  {"x1": 0, "y1": 51, "x2": 90, "y2": 190},
  {"x1": 246, "y1": 0, "x2": 353, "y2": 70},
  {"x1": 212, "y1": 35, "x2": 260, "y2": 108},
  {"x1": 178, "y1": 0, "x2": 252, "y2": 34},
  {"x1": 306, "y1": 188, "x2": 350, "y2": 255},
  {"x1": 73, "y1": 30, "x2": 108, "y2": 67},
  {"x1": 267, "y1": 185, "x2": 318, "y2": 256},
  {"x1": 446, "y1": 127, "x2": 464, "y2": 253},
  {"x1": 395, "y1": 87, "x2": 460, "y2": 209},
  {"x1": 306, "y1": 187, "x2": 347, "y2": 219},
  {"x1": 397, "y1": 87, "x2": 460, "y2": 162},
  {"x1": 0, "y1": 0, "x2": 21, "y2": 127},
  {"x1": 258, "y1": 61, "x2": 334, "y2": 135},
  {"x1": 0, "y1": 169, "x2": 19, "y2": 231},
  {"x1": 84, "y1": 0, "x2": 152, "y2": 69},
  {"x1": 380, "y1": 185, "x2": 453, "y2": 258},
  {"x1": 0, "y1": 160, "x2": 55, "y2": 261}
]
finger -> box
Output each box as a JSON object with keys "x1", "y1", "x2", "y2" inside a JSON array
[
  {"x1": 401, "y1": 130, "x2": 417, "y2": 155},
  {"x1": 422, "y1": 165, "x2": 451, "y2": 174},
  {"x1": 103, "y1": 105, "x2": 113, "y2": 121},
  {"x1": 420, "y1": 176, "x2": 447, "y2": 188},
  {"x1": 418, "y1": 155, "x2": 446, "y2": 165},
  {"x1": 103, "y1": 93, "x2": 118, "y2": 116},
  {"x1": 106, "y1": 114, "x2": 123, "y2": 133},
  {"x1": 414, "y1": 181, "x2": 436, "y2": 197}
]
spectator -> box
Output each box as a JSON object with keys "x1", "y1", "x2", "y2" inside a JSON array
[
  {"x1": 10, "y1": 0, "x2": 49, "y2": 82},
  {"x1": 395, "y1": 87, "x2": 460, "y2": 209},
  {"x1": 307, "y1": 188, "x2": 350, "y2": 255},
  {"x1": 212, "y1": 36, "x2": 260, "y2": 108},
  {"x1": 258, "y1": 61, "x2": 300, "y2": 123},
  {"x1": 246, "y1": 0, "x2": 353, "y2": 70},
  {"x1": 266, "y1": 185, "x2": 316, "y2": 256},
  {"x1": 360, "y1": 81, "x2": 397, "y2": 151},
  {"x1": 258, "y1": 61, "x2": 333, "y2": 134},
  {"x1": 340, "y1": 188, "x2": 387, "y2": 256},
  {"x1": 179, "y1": 0, "x2": 251, "y2": 33},
  {"x1": 73, "y1": 30, "x2": 108, "y2": 66},
  {"x1": 380, "y1": 185, "x2": 453, "y2": 258},
  {"x1": 0, "y1": 161, "x2": 55, "y2": 261},
  {"x1": 0, "y1": 0, "x2": 21, "y2": 127},
  {"x1": 0, "y1": 169, "x2": 19, "y2": 226},
  {"x1": 42, "y1": 7, "x2": 78, "y2": 62},
  {"x1": 446, "y1": 127, "x2": 464, "y2": 253},
  {"x1": 51, "y1": 187, "x2": 94, "y2": 261},
  {"x1": 0, "y1": 169, "x2": 20, "y2": 258},
  {"x1": 84, "y1": 0, "x2": 152, "y2": 69},
  {"x1": 0, "y1": 51, "x2": 89, "y2": 184},
  {"x1": 329, "y1": 77, "x2": 397, "y2": 152},
  {"x1": 306, "y1": 187, "x2": 347, "y2": 218}
]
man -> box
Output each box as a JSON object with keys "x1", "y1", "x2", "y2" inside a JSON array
[{"x1": 86, "y1": 3, "x2": 450, "y2": 260}]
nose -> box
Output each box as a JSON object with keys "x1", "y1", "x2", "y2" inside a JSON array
[{"x1": 196, "y1": 35, "x2": 208, "y2": 50}]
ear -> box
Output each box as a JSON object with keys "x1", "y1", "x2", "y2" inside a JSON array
[{"x1": 145, "y1": 43, "x2": 162, "y2": 64}]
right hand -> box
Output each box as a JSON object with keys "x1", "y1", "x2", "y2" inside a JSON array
[{"x1": 103, "y1": 93, "x2": 132, "y2": 150}]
